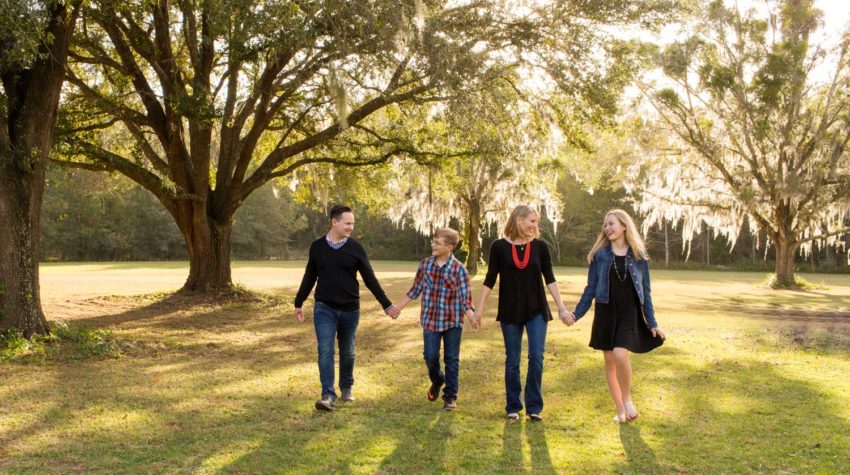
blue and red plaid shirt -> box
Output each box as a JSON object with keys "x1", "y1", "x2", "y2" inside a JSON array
[{"x1": 406, "y1": 254, "x2": 473, "y2": 332}]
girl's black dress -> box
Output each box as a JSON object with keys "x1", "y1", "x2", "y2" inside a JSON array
[{"x1": 589, "y1": 255, "x2": 663, "y2": 353}]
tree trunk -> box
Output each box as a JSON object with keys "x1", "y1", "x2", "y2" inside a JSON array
[
  {"x1": 0, "y1": 2, "x2": 78, "y2": 336},
  {"x1": 0, "y1": 166, "x2": 48, "y2": 336},
  {"x1": 663, "y1": 220, "x2": 670, "y2": 269},
  {"x1": 174, "y1": 202, "x2": 234, "y2": 292},
  {"x1": 773, "y1": 239, "x2": 800, "y2": 287},
  {"x1": 752, "y1": 235, "x2": 756, "y2": 267},
  {"x1": 554, "y1": 238, "x2": 561, "y2": 263},
  {"x1": 465, "y1": 198, "x2": 482, "y2": 276}
]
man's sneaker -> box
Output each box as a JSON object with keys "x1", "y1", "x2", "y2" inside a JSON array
[
  {"x1": 315, "y1": 395, "x2": 335, "y2": 411},
  {"x1": 340, "y1": 389, "x2": 355, "y2": 402},
  {"x1": 443, "y1": 398, "x2": 457, "y2": 411},
  {"x1": 506, "y1": 412, "x2": 520, "y2": 421},
  {"x1": 528, "y1": 413, "x2": 543, "y2": 421},
  {"x1": 427, "y1": 381, "x2": 443, "y2": 401}
]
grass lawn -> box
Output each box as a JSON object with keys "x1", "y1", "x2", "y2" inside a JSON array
[{"x1": 2, "y1": 262, "x2": 849, "y2": 474}]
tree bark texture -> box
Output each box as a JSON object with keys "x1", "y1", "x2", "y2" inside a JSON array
[
  {"x1": 773, "y1": 239, "x2": 800, "y2": 287},
  {"x1": 0, "y1": 2, "x2": 79, "y2": 335},
  {"x1": 465, "y1": 198, "x2": 482, "y2": 276},
  {"x1": 173, "y1": 201, "x2": 234, "y2": 292},
  {"x1": 0, "y1": 168, "x2": 48, "y2": 335}
]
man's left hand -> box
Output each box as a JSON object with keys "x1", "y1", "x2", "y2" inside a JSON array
[{"x1": 386, "y1": 305, "x2": 401, "y2": 319}]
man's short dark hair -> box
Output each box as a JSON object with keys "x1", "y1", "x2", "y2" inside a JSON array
[{"x1": 329, "y1": 204, "x2": 352, "y2": 221}]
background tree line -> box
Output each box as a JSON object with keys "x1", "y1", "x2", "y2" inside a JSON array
[{"x1": 41, "y1": 165, "x2": 850, "y2": 273}]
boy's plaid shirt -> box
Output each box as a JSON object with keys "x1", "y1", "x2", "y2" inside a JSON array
[{"x1": 406, "y1": 254, "x2": 473, "y2": 332}]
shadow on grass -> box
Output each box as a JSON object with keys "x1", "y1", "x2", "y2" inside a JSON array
[
  {"x1": 525, "y1": 421, "x2": 557, "y2": 474},
  {"x1": 3, "y1": 299, "x2": 850, "y2": 473},
  {"x1": 617, "y1": 424, "x2": 662, "y2": 474},
  {"x1": 637, "y1": 356, "x2": 848, "y2": 473},
  {"x1": 502, "y1": 419, "x2": 523, "y2": 471},
  {"x1": 688, "y1": 292, "x2": 850, "y2": 316},
  {"x1": 544, "y1": 340, "x2": 850, "y2": 473}
]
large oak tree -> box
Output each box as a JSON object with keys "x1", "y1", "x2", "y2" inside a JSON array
[
  {"x1": 0, "y1": 1, "x2": 81, "y2": 335},
  {"x1": 57, "y1": 0, "x2": 677, "y2": 292},
  {"x1": 638, "y1": 0, "x2": 850, "y2": 286}
]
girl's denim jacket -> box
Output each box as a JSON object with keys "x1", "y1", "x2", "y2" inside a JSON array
[{"x1": 573, "y1": 245, "x2": 657, "y2": 329}]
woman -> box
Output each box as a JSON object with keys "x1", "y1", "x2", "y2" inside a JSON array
[
  {"x1": 472, "y1": 205, "x2": 570, "y2": 421},
  {"x1": 568, "y1": 209, "x2": 666, "y2": 423}
]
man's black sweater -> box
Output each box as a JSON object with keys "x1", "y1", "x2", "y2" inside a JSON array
[{"x1": 294, "y1": 237, "x2": 392, "y2": 311}]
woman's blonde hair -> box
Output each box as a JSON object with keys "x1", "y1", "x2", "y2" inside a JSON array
[
  {"x1": 586, "y1": 209, "x2": 649, "y2": 263},
  {"x1": 503, "y1": 205, "x2": 540, "y2": 241}
]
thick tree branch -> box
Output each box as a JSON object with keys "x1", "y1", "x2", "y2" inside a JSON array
[{"x1": 241, "y1": 83, "x2": 435, "y2": 195}]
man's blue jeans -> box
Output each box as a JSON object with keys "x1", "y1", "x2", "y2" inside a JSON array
[
  {"x1": 423, "y1": 326, "x2": 463, "y2": 400},
  {"x1": 313, "y1": 301, "x2": 360, "y2": 400},
  {"x1": 500, "y1": 314, "x2": 547, "y2": 415}
]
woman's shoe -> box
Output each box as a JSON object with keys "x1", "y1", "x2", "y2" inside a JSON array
[
  {"x1": 624, "y1": 401, "x2": 639, "y2": 422},
  {"x1": 613, "y1": 412, "x2": 626, "y2": 423}
]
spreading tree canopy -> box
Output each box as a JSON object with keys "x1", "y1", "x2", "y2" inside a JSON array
[
  {"x1": 637, "y1": 0, "x2": 850, "y2": 286},
  {"x1": 57, "y1": 0, "x2": 677, "y2": 292}
]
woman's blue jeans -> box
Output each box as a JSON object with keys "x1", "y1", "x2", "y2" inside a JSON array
[{"x1": 500, "y1": 314, "x2": 547, "y2": 415}]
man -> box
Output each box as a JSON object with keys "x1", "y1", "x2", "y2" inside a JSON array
[{"x1": 294, "y1": 204, "x2": 400, "y2": 411}]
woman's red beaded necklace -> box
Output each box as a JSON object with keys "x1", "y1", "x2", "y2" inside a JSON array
[{"x1": 511, "y1": 239, "x2": 532, "y2": 269}]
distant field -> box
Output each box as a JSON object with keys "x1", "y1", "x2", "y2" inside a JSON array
[
  {"x1": 1, "y1": 262, "x2": 848, "y2": 473},
  {"x1": 40, "y1": 261, "x2": 850, "y2": 324}
]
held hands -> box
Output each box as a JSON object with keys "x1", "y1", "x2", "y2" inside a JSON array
[
  {"x1": 558, "y1": 307, "x2": 575, "y2": 326},
  {"x1": 294, "y1": 307, "x2": 305, "y2": 323},
  {"x1": 651, "y1": 327, "x2": 667, "y2": 340},
  {"x1": 471, "y1": 309, "x2": 483, "y2": 329},
  {"x1": 385, "y1": 304, "x2": 401, "y2": 319}
]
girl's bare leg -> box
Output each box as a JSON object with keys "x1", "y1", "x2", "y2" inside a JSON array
[
  {"x1": 604, "y1": 350, "x2": 625, "y2": 421},
  {"x1": 613, "y1": 347, "x2": 638, "y2": 420}
]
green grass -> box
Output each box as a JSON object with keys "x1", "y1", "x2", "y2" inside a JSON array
[
  {"x1": 1, "y1": 263, "x2": 849, "y2": 473},
  {"x1": 1, "y1": 321, "x2": 120, "y2": 361}
]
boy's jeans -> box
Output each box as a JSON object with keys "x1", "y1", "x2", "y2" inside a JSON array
[
  {"x1": 423, "y1": 326, "x2": 463, "y2": 400},
  {"x1": 313, "y1": 301, "x2": 360, "y2": 400},
  {"x1": 500, "y1": 313, "x2": 547, "y2": 415}
]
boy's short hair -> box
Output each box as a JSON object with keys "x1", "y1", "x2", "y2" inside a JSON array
[
  {"x1": 434, "y1": 228, "x2": 460, "y2": 248},
  {"x1": 329, "y1": 204, "x2": 352, "y2": 221}
]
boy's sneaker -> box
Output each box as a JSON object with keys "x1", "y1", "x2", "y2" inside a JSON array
[
  {"x1": 443, "y1": 398, "x2": 457, "y2": 411},
  {"x1": 427, "y1": 381, "x2": 443, "y2": 401},
  {"x1": 340, "y1": 389, "x2": 355, "y2": 402},
  {"x1": 315, "y1": 395, "x2": 335, "y2": 411}
]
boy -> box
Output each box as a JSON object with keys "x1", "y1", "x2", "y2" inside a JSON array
[{"x1": 394, "y1": 228, "x2": 474, "y2": 410}]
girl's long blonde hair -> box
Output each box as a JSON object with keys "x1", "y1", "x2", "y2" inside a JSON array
[
  {"x1": 586, "y1": 209, "x2": 649, "y2": 263},
  {"x1": 503, "y1": 205, "x2": 540, "y2": 241}
]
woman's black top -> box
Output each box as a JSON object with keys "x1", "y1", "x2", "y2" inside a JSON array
[
  {"x1": 589, "y1": 255, "x2": 663, "y2": 353},
  {"x1": 483, "y1": 238, "x2": 556, "y2": 324}
]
